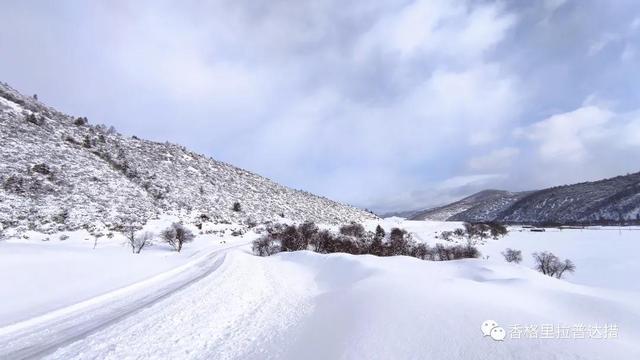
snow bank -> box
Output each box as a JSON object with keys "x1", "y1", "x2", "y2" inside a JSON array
[{"x1": 30, "y1": 250, "x2": 640, "y2": 359}]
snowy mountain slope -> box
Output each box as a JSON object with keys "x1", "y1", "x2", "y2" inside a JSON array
[
  {"x1": 5, "y1": 250, "x2": 637, "y2": 360},
  {"x1": 0, "y1": 82, "x2": 376, "y2": 234},
  {"x1": 410, "y1": 190, "x2": 528, "y2": 221},
  {"x1": 497, "y1": 173, "x2": 640, "y2": 224},
  {"x1": 410, "y1": 173, "x2": 640, "y2": 224}
]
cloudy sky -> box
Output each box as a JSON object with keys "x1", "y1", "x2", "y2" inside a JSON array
[{"x1": 1, "y1": 0, "x2": 639, "y2": 212}]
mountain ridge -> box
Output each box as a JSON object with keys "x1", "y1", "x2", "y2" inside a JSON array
[
  {"x1": 0, "y1": 82, "x2": 377, "y2": 234},
  {"x1": 410, "y1": 173, "x2": 640, "y2": 224}
]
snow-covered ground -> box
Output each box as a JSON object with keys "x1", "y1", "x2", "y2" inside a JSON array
[
  {"x1": 0, "y1": 216, "x2": 256, "y2": 327},
  {"x1": 1, "y1": 219, "x2": 639, "y2": 359},
  {"x1": 373, "y1": 219, "x2": 640, "y2": 291}
]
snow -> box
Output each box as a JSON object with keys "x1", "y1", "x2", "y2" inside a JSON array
[
  {"x1": 1, "y1": 220, "x2": 639, "y2": 359},
  {"x1": 0, "y1": 218, "x2": 256, "y2": 327}
]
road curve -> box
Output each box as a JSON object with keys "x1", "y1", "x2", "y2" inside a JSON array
[{"x1": 0, "y1": 242, "x2": 250, "y2": 360}]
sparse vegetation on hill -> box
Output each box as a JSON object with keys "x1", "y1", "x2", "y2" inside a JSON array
[{"x1": 0, "y1": 82, "x2": 377, "y2": 235}]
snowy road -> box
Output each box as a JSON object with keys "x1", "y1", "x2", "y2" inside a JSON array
[{"x1": 0, "y1": 242, "x2": 251, "y2": 360}]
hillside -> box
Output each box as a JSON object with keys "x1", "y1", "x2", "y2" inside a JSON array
[
  {"x1": 498, "y1": 173, "x2": 640, "y2": 224},
  {"x1": 410, "y1": 174, "x2": 640, "y2": 224},
  {"x1": 410, "y1": 190, "x2": 527, "y2": 221},
  {"x1": 0, "y1": 82, "x2": 376, "y2": 234}
]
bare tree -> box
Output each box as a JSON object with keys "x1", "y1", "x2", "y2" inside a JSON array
[
  {"x1": 122, "y1": 221, "x2": 152, "y2": 254},
  {"x1": 369, "y1": 225, "x2": 386, "y2": 256},
  {"x1": 131, "y1": 231, "x2": 153, "y2": 254},
  {"x1": 501, "y1": 248, "x2": 522, "y2": 263},
  {"x1": 162, "y1": 223, "x2": 195, "y2": 252},
  {"x1": 532, "y1": 251, "x2": 576, "y2": 278}
]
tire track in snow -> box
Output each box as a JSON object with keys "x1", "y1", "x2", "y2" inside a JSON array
[{"x1": 0, "y1": 242, "x2": 251, "y2": 360}]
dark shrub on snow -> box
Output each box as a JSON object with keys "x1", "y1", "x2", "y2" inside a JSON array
[{"x1": 252, "y1": 221, "x2": 480, "y2": 262}]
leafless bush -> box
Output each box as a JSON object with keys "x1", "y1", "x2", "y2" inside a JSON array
[
  {"x1": 299, "y1": 221, "x2": 319, "y2": 240},
  {"x1": 251, "y1": 222, "x2": 479, "y2": 261},
  {"x1": 532, "y1": 251, "x2": 576, "y2": 278},
  {"x1": 122, "y1": 223, "x2": 152, "y2": 254},
  {"x1": 252, "y1": 235, "x2": 280, "y2": 256},
  {"x1": 453, "y1": 228, "x2": 465, "y2": 239},
  {"x1": 279, "y1": 224, "x2": 307, "y2": 251},
  {"x1": 388, "y1": 228, "x2": 413, "y2": 256},
  {"x1": 502, "y1": 248, "x2": 522, "y2": 263},
  {"x1": 439, "y1": 231, "x2": 453, "y2": 241},
  {"x1": 410, "y1": 243, "x2": 434, "y2": 260},
  {"x1": 487, "y1": 222, "x2": 508, "y2": 239},
  {"x1": 434, "y1": 243, "x2": 480, "y2": 260},
  {"x1": 310, "y1": 229, "x2": 334, "y2": 253},
  {"x1": 339, "y1": 222, "x2": 365, "y2": 238},
  {"x1": 161, "y1": 223, "x2": 195, "y2": 252}
]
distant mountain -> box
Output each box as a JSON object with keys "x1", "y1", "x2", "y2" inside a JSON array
[
  {"x1": 410, "y1": 174, "x2": 640, "y2": 225},
  {"x1": 410, "y1": 190, "x2": 528, "y2": 221},
  {"x1": 379, "y1": 209, "x2": 422, "y2": 219},
  {"x1": 0, "y1": 82, "x2": 377, "y2": 234}
]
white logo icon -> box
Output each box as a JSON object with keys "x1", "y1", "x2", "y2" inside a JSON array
[
  {"x1": 490, "y1": 326, "x2": 506, "y2": 341},
  {"x1": 481, "y1": 320, "x2": 506, "y2": 341}
]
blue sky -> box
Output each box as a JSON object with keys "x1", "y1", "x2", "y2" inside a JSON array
[{"x1": 1, "y1": 0, "x2": 639, "y2": 212}]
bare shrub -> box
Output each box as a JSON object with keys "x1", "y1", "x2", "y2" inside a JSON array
[
  {"x1": 439, "y1": 231, "x2": 453, "y2": 241},
  {"x1": 502, "y1": 248, "x2": 522, "y2": 263},
  {"x1": 453, "y1": 228, "x2": 465, "y2": 239},
  {"x1": 278, "y1": 224, "x2": 305, "y2": 251},
  {"x1": 252, "y1": 235, "x2": 280, "y2": 256},
  {"x1": 161, "y1": 223, "x2": 195, "y2": 252},
  {"x1": 487, "y1": 222, "x2": 508, "y2": 239},
  {"x1": 339, "y1": 222, "x2": 365, "y2": 238},
  {"x1": 299, "y1": 221, "x2": 319, "y2": 240},
  {"x1": 251, "y1": 222, "x2": 478, "y2": 262},
  {"x1": 388, "y1": 228, "x2": 412, "y2": 256},
  {"x1": 410, "y1": 243, "x2": 433, "y2": 260},
  {"x1": 434, "y1": 243, "x2": 480, "y2": 261},
  {"x1": 310, "y1": 229, "x2": 334, "y2": 253},
  {"x1": 532, "y1": 251, "x2": 576, "y2": 278},
  {"x1": 32, "y1": 163, "x2": 51, "y2": 175}
]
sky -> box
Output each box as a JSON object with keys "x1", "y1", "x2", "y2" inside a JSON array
[{"x1": 1, "y1": 0, "x2": 639, "y2": 213}]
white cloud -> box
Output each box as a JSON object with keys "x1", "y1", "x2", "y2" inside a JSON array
[
  {"x1": 511, "y1": 104, "x2": 640, "y2": 189},
  {"x1": 356, "y1": 0, "x2": 516, "y2": 62},
  {"x1": 468, "y1": 147, "x2": 520, "y2": 171},
  {"x1": 519, "y1": 106, "x2": 613, "y2": 162}
]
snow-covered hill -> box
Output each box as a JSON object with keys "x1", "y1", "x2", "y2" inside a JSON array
[
  {"x1": 0, "y1": 82, "x2": 376, "y2": 234},
  {"x1": 410, "y1": 174, "x2": 640, "y2": 224},
  {"x1": 411, "y1": 190, "x2": 528, "y2": 221}
]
